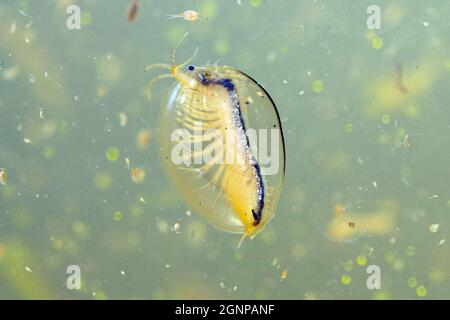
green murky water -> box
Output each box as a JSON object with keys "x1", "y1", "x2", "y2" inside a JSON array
[{"x1": 0, "y1": 0, "x2": 449, "y2": 299}]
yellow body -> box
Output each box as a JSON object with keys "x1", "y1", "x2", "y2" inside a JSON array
[{"x1": 144, "y1": 35, "x2": 285, "y2": 241}]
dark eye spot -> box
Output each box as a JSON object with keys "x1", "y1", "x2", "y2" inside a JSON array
[{"x1": 188, "y1": 65, "x2": 195, "y2": 71}]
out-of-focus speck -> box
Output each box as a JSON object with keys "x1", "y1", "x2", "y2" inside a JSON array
[
  {"x1": 157, "y1": 219, "x2": 169, "y2": 234},
  {"x1": 372, "y1": 181, "x2": 378, "y2": 189},
  {"x1": 421, "y1": 21, "x2": 429, "y2": 27},
  {"x1": 428, "y1": 224, "x2": 440, "y2": 233},
  {"x1": 357, "y1": 157, "x2": 364, "y2": 164},
  {"x1": 219, "y1": 282, "x2": 226, "y2": 289},
  {"x1": 428, "y1": 194, "x2": 439, "y2": 200},
  {"x1": 25, "y1": 266, "x2": 33, "y2": 273},
  {"x1": 0, "y1": 168, "x2": 8, "y2": 185},
  {"x1": 25, "y1": 38, "x2": 30, "y2": 44},
  {"x1": 282, "y1": 80, "x2": 288, "y2": 84},
  {"x1": 2, "y1": 67, "x2": 19, "y2": 81},
  {"x1": 307, "y1": 70, "x2": 311, "y2": 76},
  {"x1": 280, "y1": 269, "x2": 288, "y2": 281},
  {"x1": 139, "y1": 196, "x2": 147, "y2": 205},
  {"x1": 165, "y1": 264, "x2": 171, "y2": 268},
  {"x1": 266, "y1": 51, "x2": 277, "y2": 63},
  {"x1": 44, "y1": 71, "x2": 48, "y2": 78},
  {"x1": 9, "y1": 22, "x2": 16, "y2": 34},
  {"x1": 172, "y1": 221, "x2": 181, "y2": 233},
  {"x1": 186, "y1": 210, "x2": 192, "y2": 217},
  {"x1": 233, "y1": 286, "x2": 238, "y2": 291},
  {"x1": 137, "y1": 129, "x2": 152, "y2": 151},
  {"x1": 236, "y1": 0, "x2": 242, "y2": 5},
  {"x1": 438, "y1": 239, "x2": 445, "y2": 246},
  {"x1": 389, "y1": 237, "x2": 396, "y2": 244},
  {"x1": 298, "y1": 90, "x2": 305, "y2": 95},
  {"x1": 23, "y1": 138, "x2": 32, "y2": 144},
  {"x1": 39, "y1": 108, "x2": 44, "y2": 119},
  {"x1": 17, "y1": 9, "x2": 31, "y2": 17},
  {"x1": 74, "y1": 96, "x2": 79, "y2": 102},
  {"x1": 120, "y1": 270, "x2": 126, "y2": 275}
]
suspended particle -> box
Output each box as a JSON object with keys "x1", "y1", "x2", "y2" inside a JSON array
[
  {"x1": 118, "y1": 112, "x2": 127, "y2": 127},
  {"x1": 428, "y1": 224, "x2": 440, "y2": 233},
  {"x1": 131, "y1": 167, "x2": 146, "y2": 183}
]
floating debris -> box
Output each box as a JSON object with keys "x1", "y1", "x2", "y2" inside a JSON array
[
  {"x1": 25, "y1": 266, "x2": 33, "y2": 273},
  {"x1": 328, "y1": 207, "x2": 395, "y2": 242},
  {"x1": 280, "y1": 269, "x2": 288, "y2": 281},
  {"x1": 136, "y1": 129, "x2": 151, "y2": 151},
  {"x1": 438, "y1": 239, "x2": 445, "y2": 246},
  {"x1": 118, "y1": 112, "x2": 127, "y2": 127},
  {"x1": 139, "y1": 197, "x2": 147, "y2": 205},
  {"x1": 9, "y1": 22, "x2": 16, "y2": 34},
  {"x1": 428, "y1": 224, "x2": 440, "y2": 233},
  {"x1": 312, "y1": 80, "x2": 324, "y2": 93},
  {"x1": 403, "y1": 134, "x2": 410, "y2": 148},
  {"x1": 105, "y1": 147, "x2": 120, "y2": 162},
  {"x1": 120, "y1": 270, "x2": 126, "y2": 275},
  {"x1": 334, "y1": 203, "x2": 345, "y2": 217},
  {"x1": 23, "y1": 138, "x2": 32, "y2": 144},
  {"x1": 340, "y1": 274, "x2": 352, "y2": 285},
  {"x1": 428, "y1": 194, "x2": 439, "y2": 200},
  {"x1": 17, "y1": 9, "x2": 31, "y2": 18},
  {"x1": 395, "y1": 62, "x2": 408, "y2": 94},
  {"x1": 372, "y1": 181, "x2": 378, "y2": 189},
  {"x1": 416, "y1": 285, "x2": 427, "y2": 297},
  {"x1": 356, "y1": 255, "x2": 367, "y2": 266},
  {"x1": 2, "y1": 67, "x2": 19, "y2": 81},
  {"x1": 272, "y1": 258, "x2": 279, "y2": 267},
  {"x1": 0, "y1": 168, "x2": 7, "y2": 185},
  {"x1": 113, "y1": 211, "x2": 123, "y2": 221},
  {"x1": 371, "y1": 36, "x2": 383, "y2": 50},
  {"x1": 406, "y1": 245, "x2": 415, "y2": 256},
  {"x1": 39, "y1": 108, "x2": 44, "y2": 119},
  {"x1": 131, "y1": 167, "x2": 146, "y2": 183},
  {"x1": 125, "y1": 157, "x2": 131, "y2": 169},
  {"x1": 127, "y1": 1, "x2": 139, "y2": 22},
  {"x1": 166, "y1": 10, "x2": 200, "y2": 22}
]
